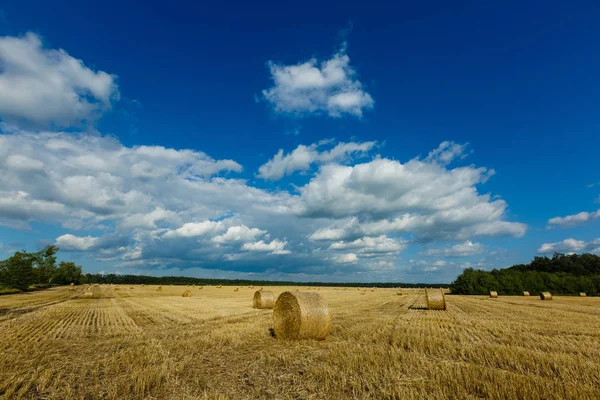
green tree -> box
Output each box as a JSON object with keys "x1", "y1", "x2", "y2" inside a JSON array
[
  {"x1": 0, "y1": 252, "x2": 35, "y2": 290},
  {"x1": 33, "y1": 245, "x2": 59, "y2": 285},
  {"x1": 51, "y1": 261, "x2": 83, "y2": 285}
]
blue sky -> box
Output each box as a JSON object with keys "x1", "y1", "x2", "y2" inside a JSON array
[{"x1": 0, "y1": 0, "x2": 599, "y2": 283}]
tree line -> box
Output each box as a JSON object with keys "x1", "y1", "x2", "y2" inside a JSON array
[
  {"x1": 450, "y1": 253, "x2": 600, "y2": 295},
  {"x1": 0, "y1": 245, "x2": 83, "y2": 291}
]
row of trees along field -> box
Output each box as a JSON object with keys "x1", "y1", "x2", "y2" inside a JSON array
[
  {"x1": 0, "y1": 245, "x2": 83, "y2": 292},
  {"x1": 450, "y1": 253, "x2": 600, "y2": 295}
]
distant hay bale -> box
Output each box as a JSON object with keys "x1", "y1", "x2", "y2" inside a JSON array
[
  {"x1": 273, "y1": 291, "x2": 331, "y2": 340},
  {"x1": 396, "y1": 290, "x2": 402, "y2": 296},
  {"x1": 156, "y1": 286, "x2": 162, "y2": 292},
  {"x1": 490, "y1": 291, "x2": 498, "y2": 298},
  {"x1": 217, "y1": 285, "x2": 222, "y2": 289},
  {"x1": 182, "y1": 290, "x2": 192, "y2": 297},
  {"x1": 253, "y1": 290, "x2": 275, "y2": 309},
  {"x1": 114, "y1": 287, "x2": 120, "y2": 291},
  {"x1": 523, "y1": 291, "x2": 530, "y2": 296},
  {"x1": 198, "y1": 286, "x2": 203, "y2": 289},
  {"x1": 234, "y1": 288, "x2": 239, "y2": 292},
  {"x1": 426, "y1": 288, "x2": 447, "y2": 310},
  {"x1": 580, "y1": 292, "x2": 587, "y2": 297},
  {"x1": 540, "y1": 292, "x2": 553, "y2": 300},
  {"x1": 84, "y1": 292, "x2": 93, "y2": 297}
]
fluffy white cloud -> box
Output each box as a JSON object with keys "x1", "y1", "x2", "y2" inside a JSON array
[
  {"x1": 1, "y1": 131, "x2": 527, "y2": 279},
  {"x1": 211, "y1": 225, "x2": 267, "y2": 243},
  {"x1": 262, "y1": 43, "x2": 374, "y2": 117},
  {"x1": 304, "y1": 144, "x2": 526, "y2": 242},
  {"x1": 329, "y1": 235, "x2": 406, "y2": 256},
  {"x1": 547, "y1": 209, "x2": 600, "y2": 229},
  {"x1": 332, "y1": 253, "x2": 358, "y2": 264},
  {"x1": 257, "y1": 140, "x2": 376, "y2": 180},
  {"x1": 55, "y1": 233, "x2": 128, "y2": 252},
  {"x1": 163, "y1": 220, "x2": 225, "y2": 238},
  {"x1": 242, "y1": 239, "x2": 290, "y2": 254},
  {"x1": 537, "y1": 238, "x2": 600, "y2": 254},
  {"x1": 423, "y1": 240, "x2": 484, "y2": 257},
  {"x1": 0, "y1": 33, "x2": 119, "y2": 127}
]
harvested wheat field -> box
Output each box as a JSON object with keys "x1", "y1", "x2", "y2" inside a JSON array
[{"x1": 1, "y1": 286, "x2": 600, "y2": 399}]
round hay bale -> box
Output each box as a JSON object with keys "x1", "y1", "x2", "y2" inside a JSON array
[
  {"x1": 156, "y1": 286, "x2": 162, "y2": 292},
  {"x1": 273, "y1": 291, "x2": 331, "y2": 340},
  {"x1": 580, "y1": 292, "x2": 587, "y2": 297},
  {"x1": 234, "y1": 288, "x2": 239, "y2": 292},
  {"x1": 253, "y1": 290, "x2": 275, "y2": 309},
  {"x1": 523, "y1": 291, "x2": 530, "y2": 296},
  {"x1": 540, "y1": 292, "x2": 553, "y2": 300},
  {"x1": 217, "y1": 285, "x2": 222, "y2": 289},
  {"x1": 199, "y1": 286, "x2": 203, "y2": 289},
  {"x1": 84, "y1": 292, "x2": 93, "y2": 297},
  {"x1": 396, "y1": 290, "x2": 402, "y2": 296},
  {"x1": 182, "y1": 290, "x2": 192, "y2": 297},
  {"x1": 426, "y1": 288, "x2": 447, "y2": 310},
  {"x1": 490, "y1": 291, "x2": 498, "y2": 298}
]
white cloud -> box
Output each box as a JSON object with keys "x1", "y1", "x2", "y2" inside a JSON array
[
  {"x1": 55, "y1": 233, "x2": 128, "y2": 252},
  {"x1": 537, "y1": 238, "x2": 600, "y2": 254},
  {"x1": 262, "y1": 43, "x2": 374, "y2": 117},
  {"x1": 301, "y1": 142, "x2": 525, "y2": 242},
  {"x1": 332, "y1": 253, "x2": 358, "y2": 264},
  {"x1": 242, "y1": 239, "x2": 290, "y2": 254},
  {"x1": 547, "y1": 209, "x2": 600, "y2": 229},
  {"x1": 329, "y1": 235, "x2": 406, "y2": 255},
  {"x1": 211, "y1": 225, "x2": 267, "y2": 243},
  {"x1": 162, "y1": 220, "x2": 225, "y2": 239},
  {"x1": 423, "y1": 240, "x2": 484, "y2": 257},
  {"x1": 257, "y1": 140, "x2": 376, "y2": 180},
  {"x1": 0, "y1": 33, "x2": 119, "y2": 127}
]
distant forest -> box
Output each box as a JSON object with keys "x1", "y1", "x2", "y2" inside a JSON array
[{"x1": 450, "y1": 253, "x2": 600, "y2": 296}]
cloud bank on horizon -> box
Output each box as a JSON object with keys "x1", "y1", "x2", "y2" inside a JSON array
[{"x1": 0, "y1": 31, "x2": 598, "y2": 282}]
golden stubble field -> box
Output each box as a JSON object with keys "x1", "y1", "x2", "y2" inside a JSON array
[{"x1": 1, "y1": 285, "x2": 600, "y2": 400}]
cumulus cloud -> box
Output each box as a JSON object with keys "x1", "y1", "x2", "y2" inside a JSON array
[
  {"x1": 303, "y1": 143, "x2": 526, "y2": 242},
  {"x1": 0, "y1": 33, "x2": 119, "y2": 127},
  {"x1": 242, "y1": 239, "x2": 290, "y2": 255},
  {"x1": 423, "y1": 241, "x2": 484, "y2": 257},
  {"x1": 332, "y1": 253, "x2": 358, "y2": 263},
  {"x1": 262, "y1": 43, "x2": 374, "y2": 117},
  {"x1": 211, "y1": 225, "x2": 267, "y2": 243},
  {"x1": 537, "y1": 238, "x2": 600, "y2": 254},
  {"x1": 329, "y1": 235, "x2": 406, "y2": 256},
  {"x1": 1, "y1": 131, "x2": 526, "y2": 279},
  {"x1": 547, "y1": 209, "x2": 600, "y2": 229},
  {"x1": 257, "y1": 140, "x2": 376, "y2": 180},
  {"x1": 162, "y1": 220, "x2": 225, "y2": 239},
  {"x1": 56, "y1": 233, "x2": 128, "y2": 252}
]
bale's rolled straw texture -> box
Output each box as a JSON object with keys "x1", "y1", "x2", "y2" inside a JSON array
[
  {"x1": 426, "y1": 288, "x2": 447, "y2": 310},
  {"x1": 253, "y1": 290, "x2": 275, "y2": 309},
  {"x1": 273, "y1": 291, "x2": 331, "y2": 340},
  {"x1": 580, "y1": 292, "x2": 587, "y2": 297},
  {"x1": 182, "y1": 290, "x2": 192, "y2": 297},
  {"x1": 540, "y1": 292, "x2": 553, "y2": 300},
  {"x1": 523, "y1": 291, "x2": 530, "y2": 296},
  {"x1": 490, "y1": 291, "x2": 498, "y2": 298}
]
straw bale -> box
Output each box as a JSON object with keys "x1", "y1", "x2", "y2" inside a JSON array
[{"x1": 273, "y1": 291, "x2": 331, "y2": 340}]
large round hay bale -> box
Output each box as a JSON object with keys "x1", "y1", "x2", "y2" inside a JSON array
[
  {"x1": 426, "y1": 288, "x2": 447, "y2": 310},
  {"x1": 523, "y1": 291, "x2": 530, "y2": 296},
  {"x1": 156, "y1": 286, "x2": 162, "y2": 292},
  {"x1": 490, "y1": 291, "x2": 498, "y2": 298},
  {"x1": 234, "y1": 288, "x2": 239, "y2": 292},
  {"x1": 253, "y1": 290, "x2": 275, "y2": 309},
  {"x1": 182, "y1": 290, "x2": 192, "y2": 297},
  {"x1": 580, "y1": 292, "x2": 587, "y2": 297},
  {"x1": 273, "y1": 291, "x2": 331, "y2": 340},
  {"x1": 540, "y1": 292, "x2": 552, "y2": 300}
]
